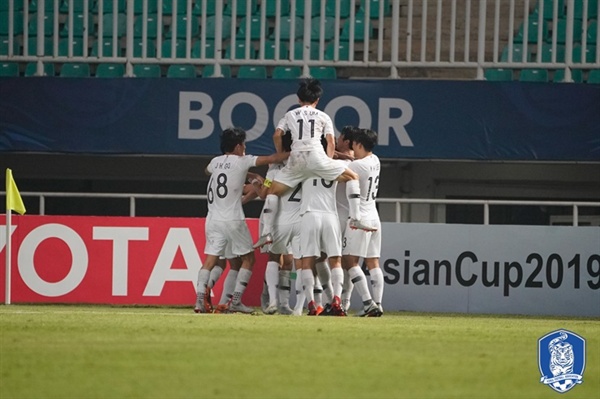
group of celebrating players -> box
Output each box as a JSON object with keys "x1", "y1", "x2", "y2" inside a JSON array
[{"x1": 194, "y1": 78, "x2": 384, "y2": 317}]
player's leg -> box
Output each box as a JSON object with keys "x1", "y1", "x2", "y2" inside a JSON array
[
  {"x1": 328, "y1": 256, "x2": 346, "y2": 316},
  {"x1": 315, "y1": 255, "x2": 333, "y2": 306},
  {"x1": 341, "y1": 268, "x2": 354, "y2": 312},
  {"x1": 302, "y1": 256, "x2": 318, "y2": 315},
  {"x1": 194, "y1": 254, "x2": 220, "y2": 313},
  {"x1": 278, "y1": 254, "x2": 295, "y2": 315},
  {"x1": 264, "y1": 252, "x2": 281, "y2": 314},
  {"x1": 292, "y1": 262, "x2": 306, "y2": 316},
  {"x1": 366, "y1": 258, "x2": 384, "y2": 314},
  {"x1": 216, "y1": 257, "x2": 241, "y2": 309},
  {"x1": 204, "y1": 257, "x2": 226, "y2": 313},
  {"x1": 227, "y1": 251, "x2": 255, "y2": 313},
  {"x1": 253, "y1": 181, "x2": 290, "y2": 248}
]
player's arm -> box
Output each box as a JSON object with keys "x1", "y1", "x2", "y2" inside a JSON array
[
  {"x1": 325, "y1": 134, "x2": 335, "y2": 158},
  {"x1": 242, "y1": 183, "x2": 259, "y2": 205},
  {"x1": 273, "y1": 128, "x2": 285, "y2": 153},
  {"x1": 334, "y1": 150, "x2": 354, "y2": 161},
  {"x1": 255, "y1": 151, "x2": 289, "y2": 167}
]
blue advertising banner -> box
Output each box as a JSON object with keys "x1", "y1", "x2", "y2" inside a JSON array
[{"x1": 0, "y1": 78, "x2": 599, "y2": 160}]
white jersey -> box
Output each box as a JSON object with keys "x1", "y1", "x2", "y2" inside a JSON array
[
  {"x1": 335, "y1": 158, "x2": 352, "y2": 226},
  {"x1": 348, "y1": 154, "x2": 380, "y2": 220},
  {"x1": 277, "y1": 105, "x2": 334, "y2": 152},
  {"x1": 206, "y1": 154, "x2": 257, "y2": 221},
  {"x1": 266, "y1": 164, "x2": 302, "y2": 225},
  {"x1": 300, "y1": 176, "x2": 338, "y2": 215}
]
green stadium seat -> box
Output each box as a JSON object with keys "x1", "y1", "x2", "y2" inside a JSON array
[
  {"x1": 500, "y1": 45, "x2": 532, "y2": 62},
  {"x1": 133, "y1": 63, "x2": 162, "y2": 77},
  {"x1": 237, "y1": 65, "x2": 267, "y2": 79},
  {"x1": 27, "y1": 37, "x2": 54, "y2": 56},
  {"x1": 325, "y1": 40, "x2": 351, "y2": 60},
  {"x1": 341, "y1": 17, "x2": 373, "y2": 41},
  {"x1": 92, "y1": 40, "x2": 120, "y2": 57},
  {"x1": 95, "y1": 63, "x2": 125, "y2": 77},
  {"x1": 587, "y1": 69, "x2": 600, "y2": 83},
  {"x1": 358, "y1": 0, "x2": 392, "y2": 18},
  {"x1": 519, "y1": 68, "x2": 549, "y2": 82},
  {"x1": 0, "y1": 11, "x2": 24, "y2": 35},
  {"x1": 204, "y1": 15, "x2": 233, "y2": 40},
  {"x1": 100, "y1": 13, "x2": 127, "y2": 38},
  {"x1": 270, "y1": 17, "x2": 304, "y2": 40},
  {"x1": 326, "y1": 0, "x2": 352, "y2": 18},
  {"x1": 162, "y1": 0, "x2": 189, "y2": 15},
  {"x1": 0, "y1": 62, "x2": 19, "y2": 77},
  {"x1": 165, "y1": 14, "x2": 200, "y2": 38},
  {"x1": 60, "y1": 62, "x2": 91, "y2": 77},
  {"x1": 191, "y1": 39, "x2": 215, "y2": 58},
  {"x1": 574, "y1": 0, "x2": 598, "y2": 19},
  {"x1": 0, "y1": 1, "x2": 24, "y2": 11},
  {"x1": 587, "y1": 20, "x2": 597, "y2": 44},
  {"x1": 202, "y1": 64, "x2": 231, "y2": 78},
  {"x1": 134, "y1": 14, "x2": 160, "y2": 38},
  {"x1": 133, "y1": 38, "x2": 156, "y2": 57},
  {"x1": 237, "y1": 16, "x2": 262, "y2": 40},
  {"x1": 514, "y1": 17, "x2": 548, "y2": 43},
  {"x1": 225, "y1": 41, "x2": 256, "y2": 59},
  {"x1": 224, "y1": 0, "x2": 258, "y2": 16},
  {"x1": 553, "y1": 68, "x2": 584, "y2": 82},
  {"x1": 311, "y1": 16, "x2": 337, "y2": 41},
  {"x1": 192, "y1": 0, "x2": 217, "y2": 16},
  {"x1": 263, "y1": 0, "x2": 290, "y2": 17},
  {"x1": 94, "y1": 0, "x2": 126, "y2": 13},
  {"x1": 292, "y1": 40, "x2": 321, "y2": 60},
  {"x1": 30, "y1": 0, "x2": 56, "y2": 12},
  {"x1": 0, "y1": 36, "x2": 21, "y2": 55},
  {"x1": 272, "y1": 66, "x2": 302, "y2": 79},
  {"x1": 25, "y1": 62, "x2": 55, "y2": 76},
  {"x1": 28, "y1": 12, "x2": 55, "y2": 36},
  {"x1": 59, "y1": 0, "x2": 93, "y2": 13},
  {"x1": 540, "y1": 43, "x2": 565, "y2": 62},
  {"x1": 160, "y1": 39, "x2": 186, "y2": 58},
  {"x1": 534, "y1": 0, "x2": 565, "y2": 20},
  {"x1": 134, "y1": 0, "x2": 159, "y2": 14},
  {"x1": 484, "y1": 68, "x2": 513, "y2": 81},
  {"x1": 262, "y1": 40, "x2": 288, "y2": 59},
  {"x1": 309, "y1": 66, "x2": 337, "y2": 79},
  {"x1": 295, "y1": 0, "x2": 321, "y2": 17},
  {"x1": 167, "y1": 64, "x2": 197, "y2": 78},
  {"x1": 554, "y1": 18, "x2": 583, "y2": 44},
  {"x1": 58, "y1": 37, "x2": 85, "y2": 56},
  {"x1": 60, "y1": 13, "x2": 95, "y2": 37},
  {"x1": 572, "y1": 44, "x2": 596, "y2": 63}
]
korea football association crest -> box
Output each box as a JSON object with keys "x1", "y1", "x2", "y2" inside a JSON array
[{"x1": 538, "y1": 330, "x2": 585, "y2": 394}]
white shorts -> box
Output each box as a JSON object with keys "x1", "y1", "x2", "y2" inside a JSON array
[
  {"x1": 300, "y1": 212, "x2": 342, "y2": 258},
  {"x1": 275, "y1": 151, "x2": 346, "y2": 189},
  {"x1": 270, "y1": 221, "x2": 302, "y2": 258},
  {"x1": 204, "y1": 219, "x2": 253, "y2": 257},
  {"x1": 342, "y1": 218, "x2": 381, "y2": 258}
]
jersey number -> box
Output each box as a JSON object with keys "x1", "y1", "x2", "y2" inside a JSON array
[
  {"x1": 297, "y1": 119, "x2": 315, "y2": 140},
  {"x1": 207, "y1": 173, "x2": 228, "y2": 204},
  {"x1": 366, "y1": 176, "x2": 379, "y2": 201}
]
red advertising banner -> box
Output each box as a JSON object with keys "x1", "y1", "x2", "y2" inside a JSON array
[{"x1": 0, "y1": 215, "x2": 268, "y2": 306}]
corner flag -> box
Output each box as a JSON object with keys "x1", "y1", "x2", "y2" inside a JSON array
[{"x1": 6, "y1": 168, "x2": 26, "y2": 215}]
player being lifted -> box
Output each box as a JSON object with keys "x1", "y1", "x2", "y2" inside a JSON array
[
  {"x1": 253, "y1": 78, "x2": 377, "y2": 249},
  {"x1": 194, "y1": 127, "x2": 288, "y2": 313}
]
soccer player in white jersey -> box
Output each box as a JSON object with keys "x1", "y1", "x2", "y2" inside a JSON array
[
  {"x1": 300, "y1": 170, "x2": 347, "y2": 317},
  {"x1": 342, "y1": 128, "x2": 384, "y2": 317},
  {"x1": 194, "y1": 127, "x2": 288, "y2": 313},
  {"x1": 253, "y1": 79, "x2": 377, "y2": 249}
]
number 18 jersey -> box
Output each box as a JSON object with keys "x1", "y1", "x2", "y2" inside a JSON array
[{"x1": 206, "y1": 154, "x2": 257, "y2": 221}]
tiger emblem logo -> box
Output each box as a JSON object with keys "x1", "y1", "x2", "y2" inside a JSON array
[{"x1": 539, "y1": 330, "x2": 585, "y2": 393}]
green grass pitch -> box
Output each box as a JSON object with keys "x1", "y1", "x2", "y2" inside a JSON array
[{"x1": 1, "y1": 305, "x2": 598, "y2": 399}]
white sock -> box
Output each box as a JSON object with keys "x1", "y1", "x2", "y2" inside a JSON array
[
  {"x1": 369, "y1": 267, "x2": 384, "y2": 305},
  {"x1": 196, "y1": 269, "x2": 210, "y2": 300},
  {"x1": 342, "y1": 268, "x2": 354, "y2": 310},
  {"x1": 278, "y1": 270, "x2": 291, "y2": 308},
  {"x1": 232, "y1": 268, "x2": 252, "y2": 304},
  {"x1": 348, "y1": 266, "x2": 373, "y2": 306},
  {"x1": 302, "y1": 269, "x2": 315, "y2": 305},
  {"x1": 265, "y1": 261, "x2": 280, "y2": 306},
  {"x1": 313, "y1": 277, "x2": 323, "y2": 307},
  {"x1": 294, "y1": 271, "x2": 305, "y2": 312},
  {"x1": 262, "y1": 194, "x2": 279, "y2": 235},
  {"x1": 219, "y1": 269, "x2": 238, "y2": 304},
  {"x1": 208, "y1": 265, "x2": 224, "y2": 289},
  {"x1": 331, "y1": 267, "x2": 344, "y2": 298},
  {"x1": 346, "y1": 179, "x2": 361, "y2": 220},
  {"x1": 315, "y1": 262, "x2": 333, "y2": 304}
]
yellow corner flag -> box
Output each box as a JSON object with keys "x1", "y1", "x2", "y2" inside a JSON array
[{"x1": 6, "y1": 168, "x2": 26, "y2": 215}]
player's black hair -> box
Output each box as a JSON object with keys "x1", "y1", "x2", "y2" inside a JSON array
[
  {"x1": 282, "y1": 130, "x2": 292, "y2": 152},
  {"x1": 354, "y1": 128, "x2": 378, "y2": 152},
  {"x1": 297, "y1": 78, "x2": 323, "y2": 103},
  {"x1": 340, "y1": 125, "x2": 359, "y2": 147},
  {"x1": 220, "y1": 127, "x2": 246, "y2": 153}
]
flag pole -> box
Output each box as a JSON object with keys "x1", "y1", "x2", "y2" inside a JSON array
[{"x1": 5, "y1": 208, "x2": 11, "y2": 305}]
